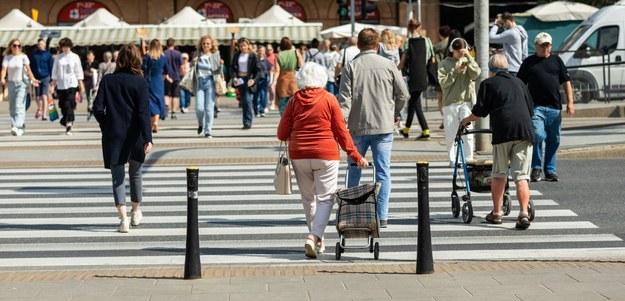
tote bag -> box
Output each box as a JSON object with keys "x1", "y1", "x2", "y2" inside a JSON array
[
  {"x1": 214, "y1": 70, "x2": 227, "y2": 96},
  {"x1": 273, "y1": 141, "x2": 292, "y2": 195},
  {"x1": 180, "y1": 64, "x2": 196, "y2": 93}
]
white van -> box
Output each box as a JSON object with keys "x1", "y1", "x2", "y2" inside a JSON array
[{"x1": 558, "y1": 0, "x2": 625, "y2": 103}]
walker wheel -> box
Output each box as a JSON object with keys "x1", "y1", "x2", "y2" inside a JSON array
[
  {"x1": 503, "y1": 194, "x2": 511, "y2": 216},
  {"x1": 462, "y1": 202, "x2": 473, "y2": 223},
  {"x1": 335, "y1": 242, "x2": 342, "y2": 260},
  {"x1": 451, "y1": 191, "x2": 460, "y2": 218},
  {"x1": 528, "y1": 199, "x2": 535, "y2": 221},
  {"x1": 373, "y1": 242, "x2": 380, "y2": 260}
]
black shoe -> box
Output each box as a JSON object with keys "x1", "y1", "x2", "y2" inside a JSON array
[
  {"x1": 544, "y1": 173, "x2": 559, "y2": 182},
  {"x1": 242, "y1": 125, "x2": 252, "y2": 130},
  {"x1": 401, "y1": 128, "x2": 409, "y2": 139},
  {"x1": 416, "y1": 134, "x2": 431, "y2": 141},
  {"x1": 204, "y1": 133, "x2": 212, "y2": 139},
  {"x1": 170, "y1": 113, "x2": 177, "y2": 120},
  {"x1": 530, "y1": 169, "x2": 541, "y2": 182},
  {"x1": 197, "y1": 126, "x2": 203, "y2": 135},
  {"x1": 380, "y1": 220, "x2": 388, "y2": 228}
]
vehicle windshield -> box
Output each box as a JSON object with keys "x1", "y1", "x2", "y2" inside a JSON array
[{"x1": 559, "y1": 25, "x2": 591, "y2": 52}]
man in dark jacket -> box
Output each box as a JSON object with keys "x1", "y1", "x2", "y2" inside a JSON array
[{"x1": 462, "y1": 54, "x2": 534, "y2": 230}]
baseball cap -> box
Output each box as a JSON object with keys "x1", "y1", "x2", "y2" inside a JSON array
[
  {"x1": 181, "y1": 52, "x2": 189, "y2": 59},
  {"x1": 534, "y1": 32, "x2": 552, "y2": 45}
]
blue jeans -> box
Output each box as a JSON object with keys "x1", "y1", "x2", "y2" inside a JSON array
[
  {"x1": 237, "y1": 77, "x2": 254, "y2": 127},
  {"x1": 346, "y1": 133, "x2": 394, "y2": 221},
  {"x1": 7, "y1": 81, "x2": 27, "y2": 129},
  {"x1": 532, "y1": 106, "x2": 561, "y2": 174},
  {"x1": 195, "y1": 76, "x2": 216, "y2": 135},
  {"x1": 326, "y1": 81, "x2": 338, "y2": 97},
  {"x1": 180, "y1": 87, "x2": 192, "y2": 109},
  {"x1": 253, "y1": 78, "x2": 268, "y2": 114}
]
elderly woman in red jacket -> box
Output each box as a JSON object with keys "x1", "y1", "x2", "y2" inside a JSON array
[{"x1": 277, "y1": 62, "x2": 369, "y2": 259}]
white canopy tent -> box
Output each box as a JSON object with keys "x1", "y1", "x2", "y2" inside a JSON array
[
  {"x1": 0, "y1": 9, "x2": 44, "y2": 28},
  {"x1": 252, "y1": 5, "x2": 304, "y2": 24},
  {"x1": 320, "y1": 23, "x2": 406, "y2": 39},
  {"x1": 522, "y1": 1, "x2": 598, "y2": 22},
  {"x1": 161, "y1": 6, "x2": 214, "y2": 25},
  {"x1": 0, "y1": 9, "x2": 44, "y2": 45},
  {"x1": 72, "y1": 8, "x2": 129, "y2": 27}
]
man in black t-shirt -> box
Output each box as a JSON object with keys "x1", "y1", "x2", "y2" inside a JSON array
[
  {"x1": 517, "y1": 32, "x2": 574, "y2": 183},
  {"x1": 462, "y1": 54, "x2": 534, "y2": 230}
]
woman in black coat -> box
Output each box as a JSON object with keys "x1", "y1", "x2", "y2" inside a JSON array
[
  {"x1": 231, "y1": 37, "x2": 261, "y2": 129},
  {"x1": 93, "y1": 44, "x2": 153, "y2": 233}
]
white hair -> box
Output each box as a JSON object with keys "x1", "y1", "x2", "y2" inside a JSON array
[{"x1": 296, "y1": 62, "x2": 327, "y2": 89}]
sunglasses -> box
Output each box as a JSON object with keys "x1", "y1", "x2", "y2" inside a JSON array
[{"x1": 12, "y1": 44, "x2": 21, "y2": 48}]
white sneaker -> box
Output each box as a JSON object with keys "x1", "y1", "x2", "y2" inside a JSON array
[
  {"x1": 118, "y1": 218, "x2": 130, "y2": 233},
  {"x1": 10, "y1": 127, "x2": 18, "y2": 136},
  {"x1": 130, "y1": 210, "x2": 143, "y2": 226}
]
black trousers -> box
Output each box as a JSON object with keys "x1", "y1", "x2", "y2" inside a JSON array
[
  {"x1": 405, "y1": 90, "x2": 429, "y2": 131},
  {"x1": 57, "y1": 87, "x2": 78, "y2": 125}
]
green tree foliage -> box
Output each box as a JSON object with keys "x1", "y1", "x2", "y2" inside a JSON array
[{"x1": 538, "y1": 0, "x2": 620, "y2": 8}]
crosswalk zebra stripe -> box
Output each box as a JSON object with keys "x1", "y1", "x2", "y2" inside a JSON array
[
  {"x1": 0, "y1": 234, "x2": 620, "y2": 253},
  {"x1": 3, "y1": 247, "x2": 625, "y2": 268},
  {"x1": 0, "y1": 210, "x2": 578, "y2": 225},
  {"x1": 0, "y1": 222, "x2": 600, "y2": 239}
]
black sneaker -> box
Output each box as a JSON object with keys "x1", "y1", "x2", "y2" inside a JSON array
[
  {"x1": 545, "y1": 173, "x2": 559, "y2": 182},
  {"x1": 416, "y1": 134, "x2": 431, "y2": 141},
  {"x1": 401, "y1": 128, "x2": 409, "y2": 138},
  {"x1": 65, "y1": 126, "x2": 72, "y2": 136},
  {"x1": 197, "y1": 126, "x2": 203, "y2": 135},
  {"x1": 530, "y1": 169, "x2": 541, "y2": 182}
]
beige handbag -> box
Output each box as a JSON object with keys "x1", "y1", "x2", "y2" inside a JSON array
[
  {"x1": 214, "y1": 70, "x2": 227, "y2": 96},
  {"x1": 273, "y1": 141, "x2": 292, "y2": 195}
]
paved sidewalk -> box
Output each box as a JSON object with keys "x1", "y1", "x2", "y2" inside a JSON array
[{"x1": 1, "y1": 261, "x2": 625, "y2": 300}]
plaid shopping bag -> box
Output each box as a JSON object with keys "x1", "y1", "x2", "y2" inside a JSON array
[{"x1": 335, "y1": 182, "x2": 381, "y2": 238}]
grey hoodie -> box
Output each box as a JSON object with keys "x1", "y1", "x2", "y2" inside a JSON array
[{"x1": 489, "y1": 25, "x2": 528, "y2": 73}]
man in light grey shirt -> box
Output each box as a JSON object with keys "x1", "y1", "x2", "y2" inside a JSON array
[
  {"x1": 489, "y1": 12, "x2": 528, "y2": 75},
  {"x1": 338, "y1": 28, "x2": 410, "y2": 228}
]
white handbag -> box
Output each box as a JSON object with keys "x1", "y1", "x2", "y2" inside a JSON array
[{"x1": 273, "y1": 141, "x2": 292, "y2": 195}]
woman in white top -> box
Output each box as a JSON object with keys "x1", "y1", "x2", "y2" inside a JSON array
[
  {"x1": 1, "y1": 38, "x2": 39, "y2": 136},
  {"x1": 51, "y1": 38, "x2": 85, "y2": 135},
  {"x1": 193, "y1": 35, "x2": 222, "y2": 138}
]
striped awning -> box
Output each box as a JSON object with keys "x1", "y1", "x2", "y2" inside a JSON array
[{"x1": 0, "y1": 23, "x2": 322, "y2": 47}]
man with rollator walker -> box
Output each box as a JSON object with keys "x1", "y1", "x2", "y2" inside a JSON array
[{"x1": 461, "y1": 53, "x2": 534, "y2": 230}]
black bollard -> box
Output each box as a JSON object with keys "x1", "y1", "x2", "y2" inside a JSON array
[
  {"x1": 416, "y1": 162, "x2": 434, "y2": 274},
  {"x1": 184, "y1": 167, "x2": 202, "y2": 279}
]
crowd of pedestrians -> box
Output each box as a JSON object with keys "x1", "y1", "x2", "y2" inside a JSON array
[{"x1": 1, "y1": 16, "x2": 575, "y2": 249}]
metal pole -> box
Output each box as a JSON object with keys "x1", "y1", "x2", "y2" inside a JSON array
[
  {"x1": 474, "y1": 0, "x2": 490, "y2": 152},
  {"x1": 417, "y1": 0, "x2": 421, "y2": 21},
  {"x1": 407, "y1": 0, "x2": 413, "y2": 23},
  {"x1": 184, "y1": 167, "x2": 201, "y2": 279},
  {"x1": 416, "y1": 162, "x2": 434, "y2": 274},
  {"x1": 351, "y1": 0, "x2": 356, "y2": 36}
]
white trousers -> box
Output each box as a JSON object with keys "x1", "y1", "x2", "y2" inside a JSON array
[
  {"x1": 291, "y1": 159, "x2": 339, "y2": 239},
  {"x1": 443, "y1": 102, "x2": 474, "y2": 164}
]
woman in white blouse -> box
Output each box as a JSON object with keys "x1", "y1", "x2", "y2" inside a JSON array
[
  {"x1": 51, "y1": 38, "x2": 85, "y2": 135},
  {"x1": 1, "y1": 38, "x2": 39, "y2": 136}
]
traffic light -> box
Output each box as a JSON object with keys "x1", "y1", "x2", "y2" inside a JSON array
[
  {"x1": 337, "y1": 0, "x2": 348, "y2": 18},
  {"x1": 360, "y1": 0, "x2": 377, "y2": 20}
]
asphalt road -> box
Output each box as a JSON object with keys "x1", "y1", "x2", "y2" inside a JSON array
[{"x1": 532, "y1": 158, "x2": 625, "y2": 240}]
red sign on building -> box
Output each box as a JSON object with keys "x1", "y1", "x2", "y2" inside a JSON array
[
  {"x1": 278, "y1": 0, "x2": 307, "y2": 21},
  {"x1": 197, "y1": 1, "x2": 234, "y2": 22},
  {"x1": 58, "y1": 1, "x2": 107, "y2": 24}
]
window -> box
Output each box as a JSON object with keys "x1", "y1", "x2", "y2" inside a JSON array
[{"x1": 579, "y1": 26, "x2": 619, "y2": 56}]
